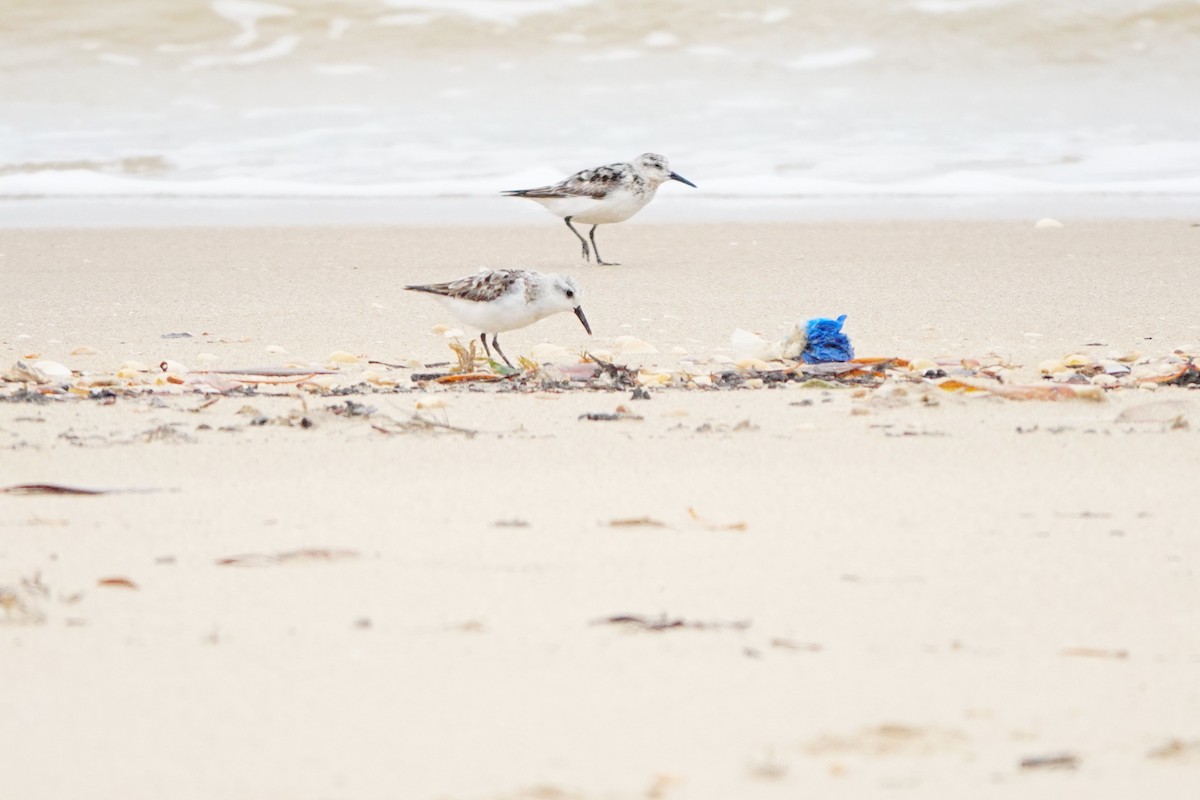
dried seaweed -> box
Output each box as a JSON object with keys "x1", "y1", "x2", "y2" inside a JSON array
[
  {"x1": 215, "y1": 548, "x2": 361, "y2": 567},
  {"x1": 97, "y1": 577, "x2": 138, "y2": 590},
  {"x1": 1020, "y1": 753, "x2": 1080, "y2": 770},
  {"x1": 608, "y1": 517, "x2": 667, "y2": 528},
  {"x1": 593, "y1": 614, "x2": 751, "y2": 632}
]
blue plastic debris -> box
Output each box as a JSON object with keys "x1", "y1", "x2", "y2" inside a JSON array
[{"x1": 801, "y1": 314, "x2": 854, "y2": 363}]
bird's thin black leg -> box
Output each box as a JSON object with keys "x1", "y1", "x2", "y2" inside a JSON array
[
  {"x1": 589, "y1": 225, "x2": 618, "y2": 266},
  {"x1": 491, "y1": 334, "x2": 514, "y2": 368},
  {"x1": 480, "y1": 332, "x2": 492, "y2": 360},
  {"x1": 564, "y1": 217, "x2": 591, "y2": 262}
]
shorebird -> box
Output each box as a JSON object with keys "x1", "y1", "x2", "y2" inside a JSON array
[
  {"x1": 405, "y1": 269, "x2": 591, "y2": 367},
  {"x1": 503, "y1": 153, "x2": 696, "y2": 265}
]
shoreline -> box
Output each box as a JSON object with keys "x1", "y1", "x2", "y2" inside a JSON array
[{"x1": 2, "y1": 193, "x2": 1198, "y2": 228}]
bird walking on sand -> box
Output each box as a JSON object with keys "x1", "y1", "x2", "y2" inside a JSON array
[
  {"x1": 405, "y1": 269, "x2": 592, "y2": 368},
  {"x1": 502, "y1": 153, "x2": 696, "y2": 265}
]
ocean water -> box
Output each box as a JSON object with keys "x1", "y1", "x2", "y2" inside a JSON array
[{"x1": 2, "y1": 0, "x2": 1199, "y2": 204}]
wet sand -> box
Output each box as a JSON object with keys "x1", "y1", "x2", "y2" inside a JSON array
[{"x1": 2, "y1": 220, "x2": 1199, "y2": 799}]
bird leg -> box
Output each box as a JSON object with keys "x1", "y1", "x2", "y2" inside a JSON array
[
  {"x1": 589, "y1": 225, "x2": 618, "y2": 266},
  {"x1": 491, "y1": 334, "x2": 514, "y2": 368},
  {"x1": 479, "y1": 332, "x2": 492, "y2": 361},
  {"x1": 564, "y1": 217, "x2": 591, "y2": 262}
]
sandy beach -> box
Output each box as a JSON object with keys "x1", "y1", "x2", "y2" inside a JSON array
[{"x1": 3, "y1": 220, "x2": 1200, "y2": 799}]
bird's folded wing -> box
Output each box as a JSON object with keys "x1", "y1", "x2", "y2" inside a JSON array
[
  {"x1": 504, "y1": 165, "x2": 626, "y2": 199},
  {"x1": 407, "y1": 270, "x2": 520, "y2": 302}
]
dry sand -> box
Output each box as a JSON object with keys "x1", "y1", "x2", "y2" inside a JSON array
[{"x1": 2, "y1": 220, "x2": 1200, "y2": 799}]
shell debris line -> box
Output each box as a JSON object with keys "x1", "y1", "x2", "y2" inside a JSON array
[{"x1": 2, "y1": 338, "x2": 1198, "y2": 403}]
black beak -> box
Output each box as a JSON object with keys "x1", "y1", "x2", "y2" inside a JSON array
[
  {"x1": 669, "y1": 171, "x2": 696, "y2": 188},
  {"x1": 573, "y1": 306, "x2": 592, "y2": 335}
]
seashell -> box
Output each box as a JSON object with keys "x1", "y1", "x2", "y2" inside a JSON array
[
  {"x1": 28, "y1": 360, "x2": 73, "y2": 382},
  {"x1": 637, "y1": 371, "x2": 671, "y2": 387},
  {"x1": 327, "y1": 350, "x2": 363, "y2": 364},
  {"x1": 735, "y1": 358, "x2": 779, "y2": 372},
  {"x1": 1034, "y1": 218, "x2": 1064, "y2": 228},
  {"x1": 441, "y1": 328, "x2": 464, "y2": 339},
  {"x1": 691, "y1": 374, "x2": 713, "y2": 387},
  {"x1": 710, "y1": 354, "x2": 734, "y2": 365},
  {"x1": 731, "y1": 329, "x2": 780, "y2": 361},
  {"x1": 265, "y1": 345, "x2": 287, "y2": 355},
  {"x1": 745, "y1": 378, "x2": 765, "y2": 389},
  {"x1": 1091, "y1": 373, "x2": 1118, "y2": 387},
  {"x1": 613, "y1": 335, "x2": 658, "y2": 355},
  {"x1": 196, "y1": 352, "x2": 219, "y2": 363},
  {"x1": 304, "y1": 374, "x2": 338, "y2": 390},
  {"x1": 960, "y1": 358, "x2": 981, "y2": 370},
  {"x1": 361, "y1": 370, "x2": 397, "y2": 387},
  {"x1": 119, "y1": 360, "x2": 150, "y2": 373},
  {"x1": 1038, "y1": 359, "x2": 1066, "y2": 375},
  {"x1": 670, "y1": 346, "x2": 688, "y2": 355},
  {"x1": 159, "y1": 359, "x2": 189, "y2": 374},
  {"x1": 1111, "y1": 350, "x2": 1140, "y2": 363},
  {"x1": 1062, "y1": 353, "x2": 1093, "y2": 368},
  {"x1": 1099, "y1": 360, "x2": 1130, "y2": 376},
  {"x1": 415, "y1": 398, "x2": 446, "y2": 410},
  {"x1": 70, "y1": 346, "x2": 98, "y2": 356},
  {"x1": 1130, "y1": 365, "x2": 1158, "y2": 381},
  {"x1": 908, "y1": 358, "x2": 939, "y2": 373},
  {"x1": 1138, "y1": 381, "x2": 1159, "y2": 391},
  {"x1": 529, "y1": 342, "x2": 572, "y2": 363},
  {"x1": 431, "y1": 323, "x2": 451, "y2": 335}
]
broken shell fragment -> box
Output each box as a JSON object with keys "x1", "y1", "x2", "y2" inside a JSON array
[
  {"x1": 70, "y1": 346, "x2": 98, "y2": 356},
  {"x1": 327, "y1": 351, "x2": 363, "y2": 365},
  {"x1": 1062, "y1": 353, "x2": 1093, "y2": 368}
]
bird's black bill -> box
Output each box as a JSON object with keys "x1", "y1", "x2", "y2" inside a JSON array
[
  {"x1": 574, "y1": 306, "x2": 593, "y2": 335},
  {"x1": 669, "y1": 171, "x2": 697, "y2": 188}
]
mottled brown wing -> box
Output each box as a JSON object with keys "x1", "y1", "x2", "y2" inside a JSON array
[{"x1": 406, "y1": 270, "x2": 522, "y2": 303}]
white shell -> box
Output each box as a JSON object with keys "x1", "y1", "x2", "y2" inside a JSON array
[
  {"x1": 32, "y1": 360, "x2": 73, "y2": 381},
  {"x1": 908, "y1": 358, "x2": 939, "y2": 373},
  {"x1": 1034, "y1": 218, "x2": 1064, "y2": 228},
  {"x1": 529, "y1": 342, "x2": 572, "y2": 363},
  {"x1": 327, "y1": 351, "x2": 362, "y2": 364},
  {"x1": 611, "y1": 335, "x2": 657, "y2": 355},
  {"x1": 70, "y1": 346, "x2": 98, "y2": 356}
]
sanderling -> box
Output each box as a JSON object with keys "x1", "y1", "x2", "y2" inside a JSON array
[
  {"x1": 405, "y1": 269, "x2": 592, "y2": 368},
  {"x1": 503, "y1": 153, "x2": 696, "y2": 265}
]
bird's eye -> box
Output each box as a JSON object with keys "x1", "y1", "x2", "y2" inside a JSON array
[{"x1": 565, "y1": 290, "x2": 575, "y2": 299}]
